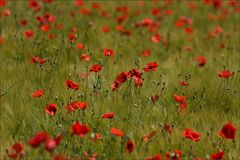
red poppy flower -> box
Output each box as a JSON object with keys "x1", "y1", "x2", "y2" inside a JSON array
[
  {"x1": 110, "y1": 127, "x2": 124, "y2": 137},
  {"x1": 175, "y1": 21, "x2": 184, "y2": 28},
  {"x1": 65, "y1": 101, "x2": 88, "y2": 112},
  {"x1": 111, "y1": 71, "x2": 128, "y2": 91},
  {"x1": 151, "y1": 95, "x2": 159, "y2": 103},
  {"x1": 185, "y1": 27, "x2": 193, "y2": 34},
  {"x1": 6, "y1": 143, "x2": 25, "y2": 159},
  {"x1": 151, "y1": 8, "x2": 161, "y2": 16},
  {"x1": 151, "y1": 34, "x2": 161, "y2": 43},
  {"x1": 143, "y1": 62, "x2": 159, "y2": 72},
  {"x1": 211, "y1": 151, "x2": 224, "y2": 160},
  {"x1": 56, "y1": 23, "x2": 63, "y2": 30},
  {"x1": 173, "y1": 94, "x2": 187, "y2": 110},
  {"x1": 40, "y1": 24, "x2": 51, "y2": 32},
  {"x1": 103, "y1": 48, "x2": 114, "y2": 57},
  {"x1": 31, "y1": 56, "x2": 47, "y2": 64},
  {"x1": 90, "y1": 64, "x2": 102, "y2": 72},
  {"x1": 126, "y1": 140, "x2": 135, "y2": 153},
  {"x1": 71, "y1": 122, "x2": 90, "y2": 138},
  {"x1": 128, "y1": 68, "x2": 142, "y2": 79},
  {"x1": 80, "y1": 53, "x2": 90, "y2": 62},
  {"x1": 102, "y1": 112, "x2": 114, "y2": 119},
  {"x1": 45, "y1": 103, "x2": 58, "y2": 116},
  {"x1": 28, "y1": 132, "x2": 48, "y2": 148},
  {"x1": 66, "y1": 80, "x2": 79, "y2": 90},
  {"x1": 164, "y1": 9, "x2": 173, "y2": 15},
  {"x1": 80, "y1": 8, "x2": 91, "y2": 15},
  {"x1": 141, "y1": 49, "x2": 151, "y2": 57},
  {"x1": 173, "y1": 94, "x2": 186, "y2": 103},
  {"x1": 74, "y1": 0, "x2": 84, "y2": 6},
  {"x1": 218, "y1": 70, "x2": 234, "y2": 78},
  {"x1": 165, "y1": 149, "x2": 182, "y2": 160},
  {"x1": 214, "y1": 26, "x2": 223, "y2": 34},
  {"x1": 145, "y1": 154, "x2": 162, "y2": 160},
  {"x1": 0, "y1": 0, "x2": 6, "y2": 7},
  {"x1": 76, "y1": 43, "x2": 84, "y2": 50},
  {"x1": 0, "y1": 36, "x2": 5, "y2": 45},
  {"x1": 44, "y1": 135, "x2": 62, "y2": 152},
  {"x1": 32, "y1": 89, "x2": 44, "y2": 98},
  {"x1": 182, "y1": 128, "x2": 201, "y2": 141},
  {"x1": 28, "y1": 0, "x2": 40, "y2": 9},
  {"x1": 101, "y1": 26, "x2": 110, "y2": 33},
  {"x1": 92, "y1": 3, "x2": 101, "y2": 9},
  {"x1": 219, "y1": 43, "x2": 225, "y2": 49},
  {"x1": 196, "y1": 56, "x2": 206, "y2": 67},
  {"x1": 69, "y1": 33, "x2": 76, "y2": 42},
  {"x1": 4, "y1": 9, "x2": 11, "y2": 16},
  {"x1": 142, "y1": 130, "x2": 157, "y2": 142},
  {"x1": 219, "y1": 123, "x2": 236, "y2": 139},
  {"x1": 24, "y1": 29, "x2": 34, "y2": 38},
  {"x1": 48, "y1": 34, "x2": 56, "y2": 39},
  {"x1": 179, "y1": 81, "x2": 189, "y2": 86},
  {"x1": 141, "y1": 18, "x2": 153, "y2": 27}
]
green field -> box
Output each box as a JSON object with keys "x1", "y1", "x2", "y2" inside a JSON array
[{"x1": 0, "y1": 0, "x2": 239, "y2": 159}]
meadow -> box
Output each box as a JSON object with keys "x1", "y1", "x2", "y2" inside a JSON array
[{"x1": 0, "y1": 0, "x2": 239, "y2": 159}]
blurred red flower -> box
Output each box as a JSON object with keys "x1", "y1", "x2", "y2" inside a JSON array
[
  {"x1": 90, "y1": 64, "x2": 102, "y2": 73},
  {"x1": 179, "y1": 81, "x2": 189, "y2": 86},
  {"x1": 182, "y1": 128, "x2": 201, "y2": 141},
  {"x1": 66, "y1": 80, "x2": 79, "y2": 90},
  {"x1": 69, "y1": 33, "x2": 76, "y2": 42},
  {"x1": 196, "y1": 56, "x2": 206, "y2": 67},
  {"x1": 103, "y1": 48, "x2": 114, "y2": 57},
  {"x1": 141, "y1": 49, "x2": 151, "y2": 57},
  {"x1": 76, "y1": 43, "x2": 84, "y2": 50},
  {"x1": 44, "y1": 135, "x2": 62, "y2": 152},
  {"x1": 111, "y1": 71, "x2": 128, "y2": 91},
  {"x1": 80, "y1": 53, "x2": 90, "y2": 62},
  {"x1": 173, "y1": 94, "x2": 187, "y2": 111},
  {"x1": 211, "y1": 151, "x2": 224, "y2": 160},
  {"x1": 28, "y1": 132, "x2": 48, "y2": 148},
  {"x1": 218, "y1": 70, "x2": 234, "y2": 78},
  {"x1": 40, "y1": 24, "x2": 51, "y2": 32},
  {"x1": 32, "y1": 89, "x2": 44, "y2": 98},
  {"x1": 65, "y1": 101, "x2": 88, "y2": 112},
  {"x1": 151, "y1": 34, "x2": 161, "y2": 43},
  {"x1": 31, "y1": 56, "x2": 47, "y2": 64},
  {"x1": 102, "y1": 112, "x2": 114, "y2": 119},
  {"x1": 45, "y1": 103, "x2": 58, "y2": 116},
  {"x1": 219, "y1": 123, "x2": 236, "y2": 139},
  {"x1": 110, "y1": 127, "x2": 124, "y2": 137},
  {"x1": 126, "y1": 140, "x2": 135, "y2": 153},
  {"x1": 24, "y1": 29, "x2": 34, "y2": 38},
  {"x1": 143, "y1": 62, "x2": 159, "y2": 72},
  {"x1": 6, "y1": 143, "x2": 25, "y2": 159},
  {"x1": 151, "y1": 95, "x2": 159, "y2": 103},
  {"x1": 71, "y1": 122, "x2": 90, "y2": 138}
]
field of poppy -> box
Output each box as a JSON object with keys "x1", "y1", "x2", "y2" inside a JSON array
[{"x1": 0, "y1": 0, "x2": 239, "y2": 159}]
